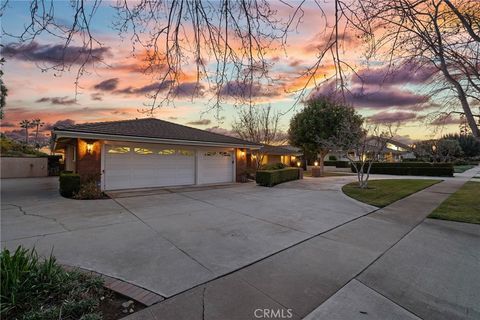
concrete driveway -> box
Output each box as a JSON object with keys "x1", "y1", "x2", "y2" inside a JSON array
[{"x1": 1, "y1": 176, "x2": 375, "y2": 297}]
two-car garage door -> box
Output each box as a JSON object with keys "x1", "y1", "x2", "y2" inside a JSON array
[{"x1": 104, "y1": 143, "x2": 234, "y2": 190}]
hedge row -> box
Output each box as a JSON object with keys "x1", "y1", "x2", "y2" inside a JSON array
[
  {"x1": 323, "y1": 160, "x2": 350, "y2": 168},
  {"x1": 351, "y1": 162, "x2": 454, "y2": 177},
  {"x1": 59, "y1": 172, "x2": 81, "y2": 198},
  {"x1": 353, "y1": 162, "x2": 453, "y2": 168},
  {"x1": 256, "y1": 167, "x2": 300, "y2": 187}
]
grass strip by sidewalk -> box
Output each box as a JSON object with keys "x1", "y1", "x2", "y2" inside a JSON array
[
  {"x1": 454, "y1": 165, "x2": 475, "y2": 173},
  {"x1": 342, "y1": 179, "x2": 441, "y2": 207},
  {"x1": 428, "y1": 181, "x2": 480, "y2": 224}
]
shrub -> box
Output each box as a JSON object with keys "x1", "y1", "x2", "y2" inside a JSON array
[
  {"x1": 1, "y1": 246, "x2": 104, "y2": 320},
  {"x1": 73, "y1": 181, "x2": 105, "y2": 200},
  {"x1": 256, "y1": 168, "x2": 300, "y2": 187},
  {"x1": 351, "y1": 162, "x2": 454, "y2": 177},
  {"x1": 261, "y1": 162, "x2": 287, "y2": 170},
  {"x1": 324, "y1": 160, "x2": 337, "y2": 166},
  {"x1": 59, "y1": 172, "x2": 80, "y2": 198},
  {"x1": 328, "y1": 155, "x2": 337, "y2": 161},
  {"x1": 335, "y1": 160, "x2": 350, "y2": 168}
]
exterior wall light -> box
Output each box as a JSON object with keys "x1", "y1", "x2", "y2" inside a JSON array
[
  {"x1": 314, "y1": 161, "x2": 319, "y2": 166},
  {"x1": 291, "y1": 156, "x2": 296, "y2": 160},
  {"x1": 240, "y1": 150, "x2": 245, "y2": 157},
  {"x1": 86, "y1": 143, "x2": 94, "y2": 155},
  {"x1": 296, "y1": 161, "x2": 301, "y2": 167}
]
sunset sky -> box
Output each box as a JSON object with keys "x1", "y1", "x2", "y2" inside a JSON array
[{"x1": 1, "y1": 1, "x2": 466, "y2": 144}]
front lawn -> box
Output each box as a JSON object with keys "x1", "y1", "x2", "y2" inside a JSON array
[
  {"x1": 342, "y1": 179, "x2": 441, "y2": 207},
  {"x1": 428, "y1": 181, "x2": 480, "y2": 224},
  {"x1": 454, "y1": 165, "x2": 475, "y2": 173}
]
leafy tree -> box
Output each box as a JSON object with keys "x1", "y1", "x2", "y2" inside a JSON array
[
  {"x1": 19, "y1": 120, "x2": 32, "y2": 144},
  {"x1": 442, "y1": 133, "x2": 480, "y2": 157},
  {"x1": 288, "y1": 97, "x2": 363, "y2": 175},
  {"x1": 436, "y1": 139, "x2": 463, "y2": 162}
]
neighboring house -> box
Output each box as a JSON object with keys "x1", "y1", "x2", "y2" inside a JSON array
[
  {"x1": 325, "y1": 138, "x2": 415, "y2": 163},
  {"x1": 52, "y1": 118, "x2": 261, "y2": 191},
  {"x1": 247, "y1": 145, "x2": 302, "y2": 168}
]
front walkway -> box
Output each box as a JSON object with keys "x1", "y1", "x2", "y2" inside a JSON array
[{"x1": 124, "y1": 166, "x2": 480, "y2": 320}]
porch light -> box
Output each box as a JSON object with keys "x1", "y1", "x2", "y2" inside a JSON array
[
  {"x1": 314, "y1": 161, "x2": 319, "y2": 166},
  {"x1": 86, "y1": 143, "x2": 93, "y2": 155},
  {"x1": 296, "y1": 161, "x2": 301, "y2": 167},
  {"x1": 240, "y1": 150, "x2": 245, "y2": 157}
]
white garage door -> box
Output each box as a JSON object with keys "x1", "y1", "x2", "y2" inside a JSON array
[
  {"x1": 198, "y1": 150, "x2": 234, "y2": 184},
  {"x1": 104, "y1": 144, "x2": 195, "y2": 190}
]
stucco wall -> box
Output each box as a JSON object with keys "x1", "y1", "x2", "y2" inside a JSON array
[{"x1": 1, "y1": 157, "x2": 48, "y2": 178}]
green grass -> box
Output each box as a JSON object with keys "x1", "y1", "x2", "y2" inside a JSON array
[
  {"x1": 1, "y1": 246, "x2": 104, "y2": 320},
  {"x1": 454, "y1": 165, "x2": 475, "y2": 173},
  {"x1": 342, "y1": 179, "x2": 441, "y2": 207},
  {"x1": 429, "y1": 181, "x2": 480, "y2": 224}
]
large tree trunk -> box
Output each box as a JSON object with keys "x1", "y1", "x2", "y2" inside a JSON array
[{"x1": 431, "y1": 8, "x2": 480, "y2": 139}]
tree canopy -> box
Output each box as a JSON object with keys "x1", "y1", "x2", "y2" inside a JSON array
[{"x1": 288, "y1": 97, "x2": 364, "y2": 171}]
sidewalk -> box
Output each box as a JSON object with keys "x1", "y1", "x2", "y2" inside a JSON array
[{"x1": 123, "y1": 167, "x2": 479, "y2": 320}]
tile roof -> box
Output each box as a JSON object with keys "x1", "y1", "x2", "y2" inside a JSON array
[
  {"x1": 260, "y1": 145, "x2": 302, "y2": 155},
  {"x1": 54, "y1": 118, "x2": 260, "y2": 146}
]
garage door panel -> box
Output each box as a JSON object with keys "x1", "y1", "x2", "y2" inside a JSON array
[
  {"x1": 198, "y1": 151, "x2": 233, "y2": 184},
  {"x1": 105, "y1": 144, "x2": 195, "y2": 190}
]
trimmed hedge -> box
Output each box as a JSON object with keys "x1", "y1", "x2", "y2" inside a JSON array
[
  {"x1": 323, "y1": 160, "x2": 350, "y2": 167},
  {"x1": 256, "y1": 167, "x2": 300, "y2": 187},
  {"x1": 351, "y1": 162, "x2": 454, "y2": 177},
  {"x1": 59, "y1": 172, "x2": 81, "y2": 198},
  {"x1": 335, "y1": 160, "x2": 350, "y2": 168}
]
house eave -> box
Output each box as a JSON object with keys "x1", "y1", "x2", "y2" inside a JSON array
[{"x1": 53, "y1": 130, "x2": 262, "y2": 149}]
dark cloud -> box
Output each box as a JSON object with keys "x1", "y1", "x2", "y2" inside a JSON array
[
  {"x1": 172, "y1": 82, "x2": 205, "y2": 97},
  {"x1": 36, "y1": 96, "x2": 76, "y2": 105},
  {"x1": 186, "y1": 119, "x2": 211, "y2": 126},
  {"x1": 45, "y1": 119, "x2": 76, "y2": 130},
  {"x1": 352, "y1": 62, "x2": 437, "y2": 86},
  {"x1": 205, "y1": 126, "x2": 238, "y2": 137},
  {"x1": 116, "y1": 81, "x2": 173, "y2": 95},
  {"x1": 430, "y1": 114, "x2": 462, "y2": 126},
  {"x1": 312, "y1": 82, "x2": 429, "y2": 109},
  {"x1": 1, "y1": 42, "x2": 110, "y2": 64},
  {"x1": 1, "y1": 121, "x2": 16, "y2": 128},
  {"x1": 115, "y1": 81, "x2": 203, "y2": 98},
  {"x1": 90, "y1": 93, "x2": 103, "y2": 101},
  {"x1": 93, "y1": 78, "x2": 119, "y2": 91},
  {"x1": 219, "y1": 81, "x2": 280, "y2": 98},
  {"x1": 368, "y1": 111, "x2": 417, "y2": 124}
]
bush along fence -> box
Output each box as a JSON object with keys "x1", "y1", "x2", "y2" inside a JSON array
[
  {"x1": 59, "y1": 172, "x2": 81, "y2": 197},
  {"x1": 256, "y1": 167, "x2": 301, "y2": 187},
  {"x1": 351, "y1": 162, "x2": 454, "y2": 177}
]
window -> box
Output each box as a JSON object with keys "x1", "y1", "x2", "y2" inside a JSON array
[
  {"x1": 108, "y1": 146, "x2": 130, "y2": 154},
  {"x1": 134, "y1": 148, "x2": 153, "y2": 154},
  {"x1": 178, "y1": 150, "x2": 194, "y2": 156},
  {"x1": 219, "y1": 151, "x2": 231, "y2": 157},
  {"x1": 204, "y1": 151, "x2": 217, "y2": 156},
  {"x1": 159, "y1": 149, "x2": 176, "y2": 155}
]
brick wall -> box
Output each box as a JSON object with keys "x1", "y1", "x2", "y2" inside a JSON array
[
  {"x1": 76, "y1": 139, "x2": 102, "y2": 182},
  {"x1": 235, "y1": 148, "x2": 247, "y2": 182}
]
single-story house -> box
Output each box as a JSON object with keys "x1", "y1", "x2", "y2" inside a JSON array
[
  {"x1": 325, "y1": 138, "x2": 415, "y2": 163},
  {"x1": 247, "y1": 145, "x2": 302, "y2": 168},
  {"x1": 52, "y1": 118, "x2": 261, "y2": 191}
]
